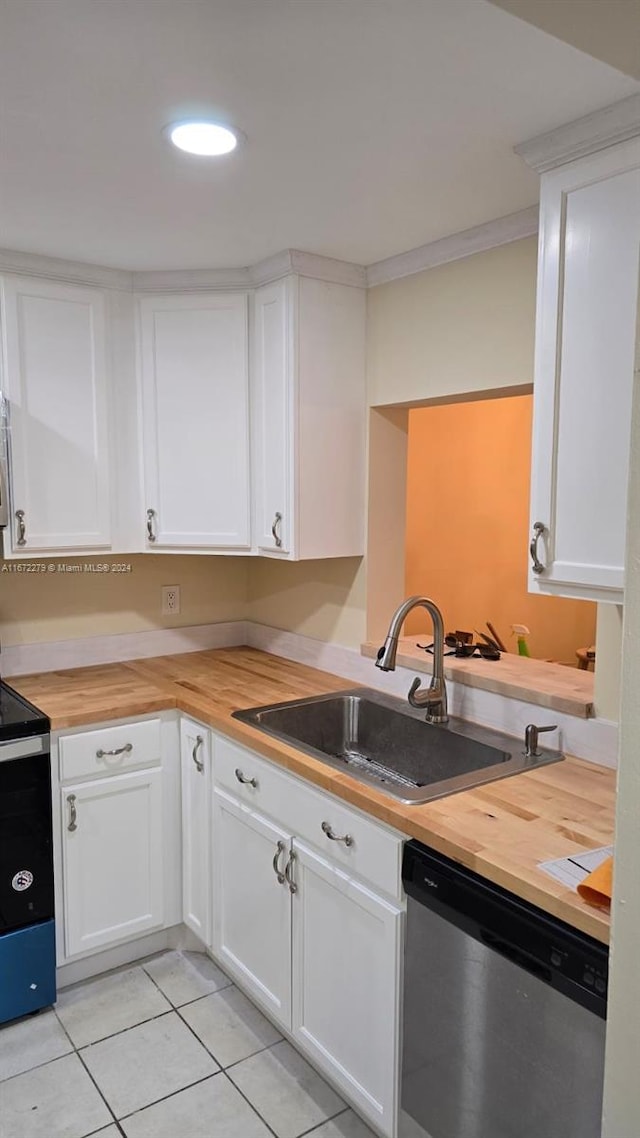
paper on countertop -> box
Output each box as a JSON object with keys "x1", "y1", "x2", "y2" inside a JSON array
[{"x1": 538, "y1": 845, "x2": 613, "y2": 890}]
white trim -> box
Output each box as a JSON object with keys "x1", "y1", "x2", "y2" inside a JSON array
[
  {"x1": 245, "y1": 623, "x2": 619, "y2": 769},
  {"x1": 56, "y1": 922, "x2": 201, "y2": 988},
  {"x1": 365, "y1": 207, "x2": 539, "y2": 287},
  {"x1": 515, "y1": 93, "x2": 640, "y2": 173},
  {"x1": 2, "y1": 620, "x2": 248, "y2": 676},
  {"x1": 0, "y1": 248, "x2": 132, "y2": 291},
  {"x1": 132, "y1": 266, "x2": 252, "y2": 292},
  {"x1": 132, "y1": 250, "x2": 366, "y2": 292}
]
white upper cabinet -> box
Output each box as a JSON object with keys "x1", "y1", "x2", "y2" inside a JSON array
[
  {"x1": 0, "y1": 276, "x2": 112, "y2": 554},
  {"x1": 529, "y1": 139, "x2": 640, "y2": 603},
  {"x1": 138, "y1": 292, "x2": 250, "y2": 551},
  {"x1": 252, "y1": 275, "x2": 366, "y2": 559}
]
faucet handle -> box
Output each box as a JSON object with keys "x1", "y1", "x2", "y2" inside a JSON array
[{"x1": 524, "y1": 723, "x2": 558, "y2": 758}]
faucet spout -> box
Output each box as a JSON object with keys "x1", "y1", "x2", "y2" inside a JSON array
[{"x1": 375, "y1": 595, "x2": 449, "y2": 724}]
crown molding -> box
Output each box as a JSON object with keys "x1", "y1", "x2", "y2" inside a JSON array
[
  {"x1": 0, "y1": 248, "x2": 132, "y2": 291},
  {"x1": 132, "y1": 249, "x2": 366, "y2": 292},
  {"x1": 0, "y1": 209, "x2": 540, "y2": 296},
  {"x1": 365, "y1": 206, "x2": 539, "y2": 288},
  {"x1": 131, "y1": 265, "x2": 252, "y2": 292},
  {"x1": 515, "y1": 93, "x2": 640, "y2": 174},
  {"x1": 254, "y1": 249, "x2": 366, "y2": 288}
]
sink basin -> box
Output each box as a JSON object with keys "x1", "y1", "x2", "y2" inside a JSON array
[{"x1": 233, "y1": 688, "x2": 563, "y2": 804}]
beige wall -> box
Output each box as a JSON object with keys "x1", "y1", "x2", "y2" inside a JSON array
[
  {"x1": 0, "y1": 554, "x2": 248, "y2": 646},
  {"x1": 246, "y1": 558, "x2": 366, "y2": 649},
  {"x1": 367, "y1": 237, "x2": 538, "y2": 407}
]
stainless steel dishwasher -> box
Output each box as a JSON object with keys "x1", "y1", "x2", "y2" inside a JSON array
[{"x1": 401, "y1": 841, "x2": 607, "y2": 1138}]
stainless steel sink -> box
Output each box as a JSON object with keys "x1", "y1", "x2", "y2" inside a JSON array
[{"x1": 233, "y1": 688, "x2": 563, "y2": 804}]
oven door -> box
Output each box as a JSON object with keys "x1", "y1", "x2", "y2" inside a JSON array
[{"x1": 0, "y1": 736, "x2": 54, "y2": 931}]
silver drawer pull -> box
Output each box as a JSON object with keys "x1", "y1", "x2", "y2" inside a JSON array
[
  {"x1": 321, "y1": 821, "x2": 354, "y2": 847},
  {"x1": 96, "y1": 743, "x2": 133, "y2": 759},
  {"x1": 272, "y1": 839, "x2": 286, "y2": 884},
  {"x1": 67, "y1": 794, "x2": 77, "y2": 832},
  {"x1": 271, "y1": 511, "x2": 282, "y2": 548},
  {"x1": 15, "y1": 509, "x2": 26, "y2": 546},
  {"x1": 235, "y1": 767, "x2": 258, "y2": 788},
  {"x1": 284, "y1": 849, "x2": 297, "y2": 894},
  {"x1": 530, "y1": 521, "x2": 545, "y2": 574},
  {"x1": 192, "y1": 735, "x2": 204, "y2": 773},
  {"x1": 146, "y1": 507, "x2": 157, "y2": 543}
]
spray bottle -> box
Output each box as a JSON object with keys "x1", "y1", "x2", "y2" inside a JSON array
[{"x1": 511, "y1": 623, "x2": 531, "y2": 657}]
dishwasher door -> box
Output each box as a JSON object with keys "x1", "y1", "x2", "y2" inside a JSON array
[{"x1": 402, "y1": 845, "x2": 607, "y2": 1138}]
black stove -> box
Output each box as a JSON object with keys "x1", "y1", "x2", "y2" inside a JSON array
[
  {"x1": 0, "y1": 680, "x2": 56, "y2": 1025},
  {"x1": 0, "y1": 681, "x2": 50, "y2": 742}
]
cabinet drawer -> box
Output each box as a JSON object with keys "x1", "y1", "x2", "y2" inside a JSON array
[
  {"x1": 292, "y1": 785, "x2": 403, "y2": 900},
  {"x1": 213, "y1": 732, "x2": 403, "y2": 899},
  {"x1": 213, "y1": 734, "x2": 299, "y2": 820},
  {"x1": 59, "y1": 719, "x2": 161, "y2": 782}
]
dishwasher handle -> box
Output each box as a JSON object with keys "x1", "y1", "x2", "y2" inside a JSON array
[{"x1": 481, "y1": 929, "x2": 552, "y2": 983}]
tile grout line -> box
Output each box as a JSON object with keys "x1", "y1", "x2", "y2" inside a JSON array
[
  {"x1": 51, "y1": 1008, "x2": 121, "y2": 1134},
  {"x1": 296, "y1": 1106, "x2": 352, "y2": 1137}
]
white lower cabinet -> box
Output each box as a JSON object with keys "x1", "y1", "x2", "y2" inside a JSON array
[
  {"x1": 61, "y1": 767, "x2": 164, "y2": 958},
  {"x1": 212, "y1": 789, "x2": 292, "y2": 1028},
  {"x1": 291, "y1": 841, "x2": 402, "y2": 1135},
  {"x1": 180, "y1": 717, "x2": 212, "y2": 945},
  {"x1": 208, "y1": 730, "x2": 404, "y2": 1138}
]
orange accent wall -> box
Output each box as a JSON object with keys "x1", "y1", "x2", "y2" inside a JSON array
[{"x1": 404, "y1": 394, "x2": 597, "y2": 663}]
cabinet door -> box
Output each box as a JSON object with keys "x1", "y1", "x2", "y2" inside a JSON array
[
  {"x1": 212, "y1": 788, "x2": 292, "y2": 1028},
  {"x1": 0, "y1": 276, "x2": 111, "y2": 553},
  {"x1": 292, "y1": 841, "x2": 402, "y2": 1137},
  {"x1": 252, "y1": 278, "x2": 293, "y2": 555},
  {"x1": 61, "y1": 769, "x2": 164, "y2": 958},
  {"x1": 529, "y1": 144, "x2": 640, "y2": 602},
  {"x1": 139, "y1": 292, "x2": 250, "y2": 549},
  {"x1": 180, "y1": 718, "x2": 211, "y2": 945}
]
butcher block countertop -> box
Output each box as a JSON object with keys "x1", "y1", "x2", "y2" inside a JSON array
[{"x1": 8, "y1": 646, "x2": 615, "y2": 944}]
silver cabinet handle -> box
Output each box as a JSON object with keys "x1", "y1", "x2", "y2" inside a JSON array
[
  {"x1": 271, "y1": 511, "x2": 283, "y2": 548},
  {"x1": 96, "y1": 743, "x2": 133, "y2": 759},
  {"x1": 192, "y1": 735, "x2": 204, "y2": 773},
  {"x1": 321, "y1": 820, "x2": 354, "y2": 847},
  {"x1": 67, "y1": 794, "x2": 77, "y2": 832},
  {"x1": 15, "y1": 509, "x2": 26, "y2": 546},
  {"x1": 284, "y1": 849, "x2": 297, "y2": 894},
  {"x1": 530, "y1": 521, "x2": 545, "y2": 574},
  {"x1": 272, "y1": 839, "x2": 287, "y2": 885},
  {"x1": 146, "y1": 508, "x2": 157, "y2": 543},
  {"x1": 235, "y1": 767, "x2": 258, "y2": 788}
]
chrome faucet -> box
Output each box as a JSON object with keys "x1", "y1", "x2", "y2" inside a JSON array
[{"x1": 376, "y1": 595, "x2": 449, "y2": 724}]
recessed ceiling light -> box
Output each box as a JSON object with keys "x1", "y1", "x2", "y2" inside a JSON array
[{"x1": 167, "y1": 121, "x2": 239, "y2": 157}]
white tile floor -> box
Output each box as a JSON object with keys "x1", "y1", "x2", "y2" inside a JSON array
[{"x1": 0, "y1": 950, "x2": 376, "y2": 1138}]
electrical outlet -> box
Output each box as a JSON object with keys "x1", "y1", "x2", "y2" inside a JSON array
[{"x1": 162, "y1": 585, "x2": 180, "y2": 616}]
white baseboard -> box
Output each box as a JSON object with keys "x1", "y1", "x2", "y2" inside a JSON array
[{"x1": 55, "y1": 923, "x2": 202, "y2": 989}]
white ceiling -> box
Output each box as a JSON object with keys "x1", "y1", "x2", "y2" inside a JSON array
[{"x1": 0, "y1": 0, "x2": 636, "y2": 271}]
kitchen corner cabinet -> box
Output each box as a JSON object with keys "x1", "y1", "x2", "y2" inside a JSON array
[
  {"x1": 138, "y1": 291, "x2": 251, "y2": 551},
  {"x1": 210, "y1": 731, "x2": 403, "y2": 1136},
  {"x1": 252, "y1": 275, "x2": 366, "y2": 559},
  {"x1": 180, "y1": 717, "x2": 212, "y2": 945},
  {"x1": 0, "y1": 275, "x2": 112, "y2": 555},
  {"x1": 528, "y1": 138, "x2": 640, "y2": 604}
]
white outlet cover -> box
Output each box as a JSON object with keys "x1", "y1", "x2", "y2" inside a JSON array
[{"x1": 162, "y1": 585, "x2": 180, "y2": 615}]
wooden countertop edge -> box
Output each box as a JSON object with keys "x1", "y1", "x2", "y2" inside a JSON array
[
  {"x1": 361, "y1": 641, "x2": 595, "y2": 718},
  {"x1": 8, "y1": 650, "x2": 611, "y2": 945}
]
